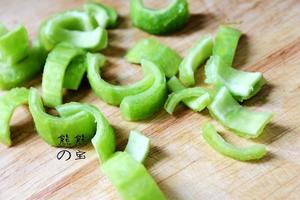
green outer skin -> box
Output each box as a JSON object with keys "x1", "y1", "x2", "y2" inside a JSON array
[
  {"x1": 39, "y1": 10, "x2": 94, "y2": 51},
  {"x1": 120, "y1": 59, "x2": 167, "y2": 121},
  {"x1": 28, "y1": 88, "x2": 96, "y2": 147},
  {"x1": 84, "y1": 2, "x2": 118, "y2": 28},
  {"x1": 179, "y1": 35, "x2": 213, "y2": 86},
  {"x1": 205, "y1": 56, "x2": 265, "y2": 101},
  {"x1": 0, "y1": 25, "x2": 29, "y2": 65},
  {"x1": 101, "y1": 152, "x2": 166, "y2": 200},
  {"x1": 42, "y1": 43, "x2": 85, "y2": 107},
  {"x1": 164, "y1": 87, "x2": 210, "y2": 114},
  {"x1": 125, "y1": 130, "x2": 150, "y2": 163},
  {"x1": 56, "y1": 102, "x2": 115, "y2": 162},
  {"x1": 125, "y1": 38, "x2": 182, "y2": 78},
  {"x1": 202, "y1": 123, "x2": 267, "y2": 161},
  {"x1": 87, "y1": 53, "x2": 154, "y2": 106},
  {"x1": 0, "y1": 88, "x2": 29, "y2": 146},
  {"x1": 208, "y1": 87, "x2": 273, "y2": 138},
  {"x1": 167, "y1": 76, "x2": 212, "y2": 112},
  {"x1": 39, "y1": 10, "x2": 108, "y2": 51},
  {"x1": 130, "y1": 0, "x2": 189, "y2": 35},
  {"x1": 63, "y1": 55, "x2": 86, "y2": 90},
  {"x1": 213, "y1": 25, "x2": 241, "y2": 66},
  {"x1": 0, "y1": 40, "x2": 47, "y2": 90}
]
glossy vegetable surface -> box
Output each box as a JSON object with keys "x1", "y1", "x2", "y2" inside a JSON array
[
  {"x1": 39, "y1": 10, "x2": 108, "y2": 51},
  {"x1": 164, "y1": 87, "x2": 210, "y2": 114},
  {"x1": 205, "y1": 56, "x2": 265, "y2": 101},
  {"x1": 167, "y1": 76, "x2": 212, "y2": 112},
  {"x1": 208, "y1": 87, "x2": 273, "y2": 138},
  {"x1": 56, "y1": 102, "x2": 115, "y2": 162},
  {"x1": 84, "y1": 2, "x2": 118, "y2": 28},
  {"x1": 202, "y1": 123, "x2": 267, "y2": 161},
  {"x1": 179, "y1": 35, "x2": 213, "y2": 86},
  {"x1": 0, "y1": 25, "x2": 29, "y2": 64},
  {"x1": 0, "y1": 24, "x2": 46, "y2": 90},
  {"x1": 0, "y1": 40, "x2": 46, "y2": 90},
  {"x1": 0, "y1": 88, "x2": 29, "y2": 146},
  {"x1": 102, "y1": 152, "x2": 166, "y2": 200},
  {"x1": 28, "y1": 88, "x2": 96, "y2": 147},
  {"x1": 130, "y1": 0, "x2": 189, "y2": 35},
  {"x1": 213, "y1": 25, "x2": 241, "y2": 66},
  {"x1": 120, "y1": 59, "x2": 167, "y2": 121},
  {"x1": 87, "y1": 53, "x2": 154, "y2": 106},
  {"x1": 125, "y1": 130, "x2": 150, "y2": 163},
  {"x1": 42, "y1": 43, "x2": 85, "y2": 107},
  {"x1": 125, "y1": 38, "x2": 182, "y2": 78},
  {"x1": 63, "y1": 55, "x2": 87, "y2": 90}
]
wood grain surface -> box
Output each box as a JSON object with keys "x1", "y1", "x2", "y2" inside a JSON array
[{"x1": 0, "y1": 0, "x2": 300, "y2": 199}]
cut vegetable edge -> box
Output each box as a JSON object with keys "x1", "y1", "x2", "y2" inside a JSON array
[
  {"x1": 56, "y1": 102, "x2": 116, "y2": 162},
  {"x1": 29, "y1": 88, "x2": 97, "y2": 147},
  {"x1": 101, "y1": 151, "x2": 166, "y2": 200},
  {"x1": 86, "y1": 52, "x2": 155, "y2": 106},
  {"x1": 125, "y1": 38, "x2": 182, "y2": 78},
  {"x1": 208, "y1": 87, "x2": 273, "y2": 138},
  {"x1": 179, "y1": 35, "x2": 213, "y2": 86},
  {"x1": 0, "y1": 25, "x2": 29, "y2": 65},
  {"x1": 0, "y1": 87, "x2": 29, "y2": 146},
  {"x1": 125, "y1": 130, "x2": 150, "y2": 163},
  {"x1": 130, "y1": 0, "x2": 189, "y2": 35},
  {"x1": 120, "y1": 59, "x2": 167, "y2": 121},
  {"x1": 212, "y1": 25, "x2": 242, "y2": 66},
  {"x1": 202, "y1": 123, "x2": 267, "y2": 161},
  {"x1": 204, "y1": 55, "x2": 265, "y2": 101},
  {"x1": 83, "y1": 2, "x2": 118, "y2": 28},
  {"x1": 164, "y1": 87, "x2": 211, "y2": 114},
  {"x1": 167, "y1": 76, "x2": 214, "y2": 112},
  {"x1": 41, "y1": 43, "x2": 85, "y2": 107}
]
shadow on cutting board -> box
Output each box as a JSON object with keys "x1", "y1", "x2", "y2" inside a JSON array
[
  {"x1": 253, "y1": 123, "x2": 290, "y2": 145},
  {"x1": 10, "y1": 114, "x2": 35, "y2": 147},
  {"x1": 234, "y1": 34, "x2": 250, "y2": 68},
  {"x1": 244, "y1": 83, "x2": 275, "y2": 107},
  {"x1": 171, "y1": 13, "x2": 217, "y2": 36}
]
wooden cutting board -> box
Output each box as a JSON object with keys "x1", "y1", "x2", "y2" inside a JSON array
[{"x1": 0, "y1": 0, "x2": 299, "y2": 199}]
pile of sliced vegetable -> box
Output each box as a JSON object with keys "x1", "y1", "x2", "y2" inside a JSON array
[{"x1": 0, "y1": 0, "x2": 274, "y2": 199}]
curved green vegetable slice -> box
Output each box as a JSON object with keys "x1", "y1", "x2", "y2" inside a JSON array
[
  {"x1": 56, "y1": 102, "x2": 115, "y2": 162},
  {"x1": 202, "y1": 123, "x2": 267, "y2": 161},
  {"x1": 84, "y1": 2, "x2": 118, "y2": 28},
  {"x1": 164, "y1": 87, "x2": 211, "y2": 114},
  {"x1": 205, "y1": 56, "x2": 265, "y2": 101},
  {"x1": 28, "y1": 88, "x2": 96, "y2": 147},
  {"x1": 42, "y1": 43, "x2": 85, "y2": 107},
  {"x1": 130, "y1": 0, "x2": 189, "y2": 35},
  {"x1": 101, "y1": 152, "x2": 166, "y2": 200},
  {"x1": 63, "y1": 55, "x2": 87, "y2": 90},
  {"x1": 120, "y1": 59, "x2": 167, "y2": 121},
  {"x1": 125, "y1": 38, "x2": 182, "y2": 78},
  {"x1": 0, "y1": 88, "x2": 29, "y2": 146},
  {"x1": 87, "y1": 52, "x2": 154, "y2": 106},
  {"x1": 125, "y1": 130, "x2": 150, "y2": 163},
  {"x1": 167, "y1": 76, "x2": 212, "y2": 112},
  {"x1": 179, "y1": 35, "x2": 213, "y2": 86},
  {"x1": 39, "y1": 10, "x2": 108, "y2": 51},
  {"x1": 0, "y1": 40, "x2": 47, "y2": 90},
  {"x1": 0, "y1": 25, "x2": 29, "y2": 64},
  {"x1": 208, "y1": 87, "x2": 272, "y2": 138},
  {"x1": 213, "y1": 25, "x2": 241, "y2": 66}
]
